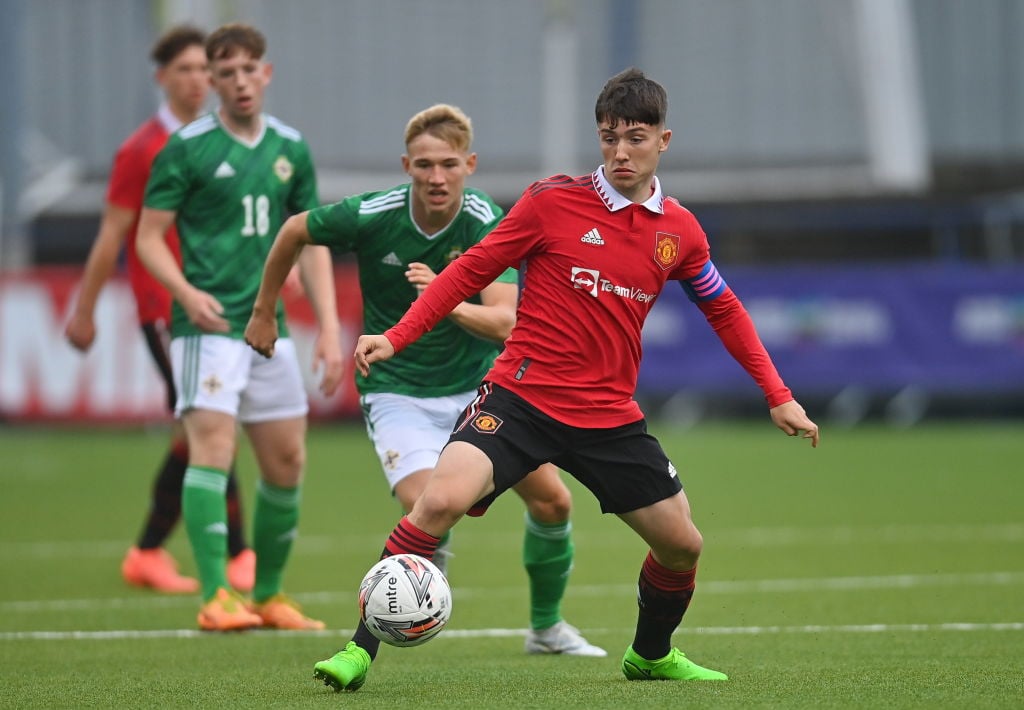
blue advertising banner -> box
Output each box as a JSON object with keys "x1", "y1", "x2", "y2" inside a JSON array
[{"x1": 638, "y1": 264, "x2": 1024, "y2": 397}]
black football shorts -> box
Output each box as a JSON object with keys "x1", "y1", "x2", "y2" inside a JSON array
[{"x1": 447, "y1": 382, "x2": 683, "y2": 515}]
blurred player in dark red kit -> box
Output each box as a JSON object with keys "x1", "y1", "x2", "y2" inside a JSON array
[{"x1": 65, "y1": 25, "x2": 254, "y2": 594}]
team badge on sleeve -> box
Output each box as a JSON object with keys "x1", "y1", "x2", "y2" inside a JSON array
[
  {"x1": 470, "y1": 412, "x2": 503, "y2": 434},
  {"x1": 654, "y1": 232, "x2": 680, "y2": 270}
]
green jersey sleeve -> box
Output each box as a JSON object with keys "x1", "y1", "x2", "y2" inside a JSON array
[
  {"x1": 306, "y1": 194, "x2": 363, "y2": 253},
  {"x1": 495, "y1": 267, "x2": 518, "y2": 284},
  {"x1": 287, "y1": 140, "x2": 319, "y2": 213},
  {"x1": 144, "y1": 136, "x2": 191, "y2": 211}
]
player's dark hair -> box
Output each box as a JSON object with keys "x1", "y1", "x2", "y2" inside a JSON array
[
  {"x1": 150, "y1": 25, "x2": 206, "y2": 67},
  {"x1": 594, "y1": 68, "x2": 668, "y2": 128},
  {"x1": 206, "y1": 22, "x2": 266, "y2": 62}
]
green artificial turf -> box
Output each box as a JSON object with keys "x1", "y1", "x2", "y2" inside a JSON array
[{"x1": 1, "y1": 422, "x2": 1021, "y2": 708}]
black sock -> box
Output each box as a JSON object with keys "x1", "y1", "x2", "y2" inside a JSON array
[
  {"x1": 225, "y1": 466, "x2": 247, "y2": 557},
  {"x1": 352, "y1": 620, "x2": 382, "y2": 660},
  {"x1": 631, "y1": 552, "x2": 696, "y2": 660},
  {"x1": 136, "y1": 444, "x2": 188, "y2": 549}
]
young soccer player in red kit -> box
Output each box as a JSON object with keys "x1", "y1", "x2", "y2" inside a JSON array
[
  {"x1": 65, "y1": 25, "x2": 255, "y2": 595},
  {"x1": 310, "y1": 67, "x2": 819, "y2": 690}
]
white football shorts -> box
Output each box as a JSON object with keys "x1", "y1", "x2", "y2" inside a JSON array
[
  {"x1": 360, "y1": 390, "x2": 476, "y2": 490},
  {"x1": 170, "y1": 334, "x2": 308, "y2": 423}
]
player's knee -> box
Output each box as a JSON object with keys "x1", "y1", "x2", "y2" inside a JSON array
[
  {"x1": 283, "y1": 440, "x2": 306, "y2": 469},
  {"x1": 684, "y1": 529, "x2": 704, "y2": 559},
  {"x1": 657, "y1": 525, "x2": 703, "y2": 569},
  {"x1": 264, "y1": 444, "x2": 305, "y2": 486},
  {"x1": 518, "y1": 464, "x2": 573, "y2": 523},
  {"x1": 525, "y1": 486, "x2": 572, "y2": 523},
  {"x1": 678, "y1": 527, "x2": 704, "y2": 564},
  {"x1": 413, "y1": 487, "x2": 467, "y2": 527}
]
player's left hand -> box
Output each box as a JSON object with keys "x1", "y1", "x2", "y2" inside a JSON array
[
  {"x1": 64, "y1": 313, "x2": 97, "y2": 352},
  {"x1": 353, "y1": 334, "x2": 396, "y2": 377},
  {"x1": 770, "y1": 399, "x2": 819, "y2": 448},
  {"x1": 313, "y1": 328, "x2": 344, "y2": 396},
  {"x1": 181, "y1": 287, "x2": 229, "y2": 334},
  {"x1": 244, "y1": 311, "x2": 278, "y2": 358}
]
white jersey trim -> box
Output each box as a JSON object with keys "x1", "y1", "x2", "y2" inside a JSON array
[
  {"x1": 178, "y1": 114, "x2": 217, "y2": 140},
  {"x1": 359, "y1": 188, "x2": 407, "y2": 215},
  {"x1": 266, "y1": 115, "x2": 303, "y2": 142},
  {"x1": 213, "y1": 111, "x2": 267, "y2": 149},
  {"x1": 463, "y1": 193, "x2": 497, "y2": 224},
  {"x1": 592, "y1": 165, "x2": 665, "y2": 214},
  {"x1": 408, "y1": 193, "x2": 461, "y2": 241}
]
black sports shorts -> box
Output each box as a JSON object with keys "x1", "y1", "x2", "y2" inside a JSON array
[{"x1": 447, "y1": 382, "x2": 683, "y2": 515}]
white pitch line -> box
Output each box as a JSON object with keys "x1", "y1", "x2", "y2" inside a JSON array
[
  {"x1": 2, "y1": 523, "x2": 1022, "y2": 560},
  {"x1": 2, "y1": 571, "x2": 1022, "y2": 614},
  {"x1": 1, "y1": 621, "x2": 1021, "y2": 642},
  {"x1": 708, "y1": 522, "x2": 1024, "y2": 547},
  {"x1": 0, "y1": 535, "x2": 349, "y2": 560}
]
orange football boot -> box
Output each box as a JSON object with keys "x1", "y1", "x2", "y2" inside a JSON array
[
  {"x1": 250, "y1": 593, "x2": 325, "y2": 630},
  {"x1": 227, "y1": 548, "x2": 256, "y2": 593},
  {"x1": 121, "y1": 546, "x2": 199, "y2": 594},
  {"x1": 198, "y1": 588, "x2": 263, "y2": 631}
]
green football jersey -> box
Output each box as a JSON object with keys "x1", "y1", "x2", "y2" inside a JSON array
[
  {"x1": 307, "y1": 184, "x2": 516, "y2": 397},
  {"x1": 145, "y1": 112, "x2": 319, "y2": 338}
]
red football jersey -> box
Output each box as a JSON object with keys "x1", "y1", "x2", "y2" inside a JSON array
[
  {"x1": 105, "y1": 105, "x2": 183, "y2": 324},
  {"x1": 386, "y1": 168, "x2": 790, "y2": 427}
]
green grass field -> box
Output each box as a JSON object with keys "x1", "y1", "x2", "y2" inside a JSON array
[{"x1": 1, "y1": 421, "x2": 1022, "y2": 709}]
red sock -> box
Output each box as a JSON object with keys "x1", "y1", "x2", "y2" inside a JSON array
[
  {"x1": 642, "y1": 551, "x2": 696, "y2": 593},
  {"x1": 383, "y1": 516, "x2": 440, "y2": 560}
]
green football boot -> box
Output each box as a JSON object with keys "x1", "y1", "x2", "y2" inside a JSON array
[
  {"x1": 313, "y1": 642, "x2": 372, "y2": 692},
  {"x1": 622, "y1": 645, "x2": 728, "y2": 681}
]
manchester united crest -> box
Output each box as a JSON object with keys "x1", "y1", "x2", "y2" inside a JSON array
[
  {"x1": 654, "y1": 232, "x2": 680, "y2": 270},
  {"x1": 273, "y1": 155, "x2": 294, "y2": 182},
  {"x1": 470, "y1": 412, "x2": 503, "y2": 435}
]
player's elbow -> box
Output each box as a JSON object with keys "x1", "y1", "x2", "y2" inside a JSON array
[
  {"x1": 281, "y1": 212, "x2": 314, "y2": 248},
  {"x1": 135, "y1": 231, "x2": 157, "y2": 265},
  {"x1": 494, "y1": 308, "x2": 516, "y2": 342},
  {"x1": 493, "y1": 322, "x2": 514, "y2": 343}
]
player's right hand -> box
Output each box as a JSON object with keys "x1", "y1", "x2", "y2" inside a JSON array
[
  {"x1": 181, "y1": 287, "x2": 229, "y2": 334},
  {"x1": 353, "y1": 334, "x2": 396, "y2": 377},
  {"x1": 244, "y1": 311, "x2": 279, "y2": 358},
  {"x1": 64, "y1": 313, "x2": 96, "y2": 352}
]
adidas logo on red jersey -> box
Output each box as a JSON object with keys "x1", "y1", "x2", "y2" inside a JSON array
[{"x1": 580, "y1": 228, "x2": 605, "y2": 245}]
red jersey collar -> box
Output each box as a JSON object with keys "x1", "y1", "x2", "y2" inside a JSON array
[{"x1": 592, "y1": 166, "x2": 665, "y2": 214}]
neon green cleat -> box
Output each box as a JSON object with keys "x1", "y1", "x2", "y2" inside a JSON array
[
  {"x1": 313, "y1": 642, "x2": 371, "y2": 692},
  {"x1": 622, "y1": 646, "x2": 728, "y2": 681}
]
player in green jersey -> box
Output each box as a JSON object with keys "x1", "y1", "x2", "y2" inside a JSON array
[
  {"x1": 136, "y1": 23, "x2": 343, "y2": 632},
  {"x1": 246, "y1": 104, "x2": 605, "y2": 665}
]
